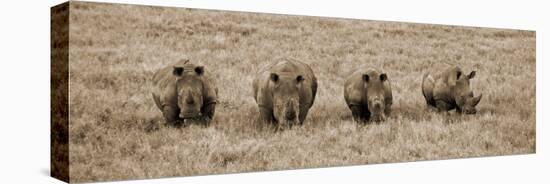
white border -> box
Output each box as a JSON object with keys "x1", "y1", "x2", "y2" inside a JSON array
[{"x1": 0, "y1": 0, "x2": 546, "y2": 183}]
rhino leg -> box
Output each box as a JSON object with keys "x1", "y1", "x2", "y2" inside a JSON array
[
  {"x1": 163, "y1": 106, "x2": 182, "y2": 126},
  {"x1": 201, "y1": 103, "x2": 216, "y2": 126},
  {"x1": 435, "y1": 100, "x2": 454, "y2": 112},
  {"x1": 258, "y1": 106, "x2": 275, "y2": 124},
  {"x1": 298, "y1": 107, "x2": 310, "y2": 125},
  {"x1": 350, "y1": 105, "x2": 370, "y2": 123},
  {"x1": 384, "y1": 106, "x2": 391, "y2": 116}
]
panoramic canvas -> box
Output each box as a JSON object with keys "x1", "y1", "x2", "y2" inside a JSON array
[{"x1": 51, "y1": 1, "x2": 536, "y2": 183}]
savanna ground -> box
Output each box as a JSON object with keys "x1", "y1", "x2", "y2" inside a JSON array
[{"x1": 66, "y1": 2, "x2": 535, "y2": 182}]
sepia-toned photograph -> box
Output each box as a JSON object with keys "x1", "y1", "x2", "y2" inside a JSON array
[{"x1": 51, "y1": 1, "x2": 535, "y2": 183}]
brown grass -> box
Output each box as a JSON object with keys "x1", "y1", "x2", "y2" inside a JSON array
[{"x1": 66, "y1": 2, "x2": 535, "y2": 182}]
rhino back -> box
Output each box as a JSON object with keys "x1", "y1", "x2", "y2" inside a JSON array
[
  {"x1": 276, "y1": 59, "x2": 317, "y2": 108},
  {"x1": 200, "y1": 74, "x2": 218, "y2": 105},
  {"x1": 253, "y1": 59, "x2": 317, "y2": 109},
  {"x1": 151, "y1": 61, "x2": 217, "y2": 109},
  {"x1": 344, "y1": 69, "x2": 366, "y2": 106},
  {"x1": 271, "y1": 59, "x2": 316, "y2": 82},
  {"x1": 344, "y1": 67, "x2": 392, "y2": 106},
  {"x1": 253, "y1": 70, "x2": 274, "y2": 109},
  {"x1": 151, "y1": 60, "x2": 191, "y2": 93},
  {"x1": 432, "y1": 66, "x2": 462, "y2": 102},
  {"x1": 151, "y1": 65, "x2": 178, "y2": 109}
]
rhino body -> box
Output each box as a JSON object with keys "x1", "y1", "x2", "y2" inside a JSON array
[
  {"x1": 421, "y1": 65, "x2": 482, "y2": 114},
  {"x1": 252, "y1": 58, "x2": 317, "y2": 127},
  {"x1": 151, "y1": 60, "x2": 218, "y2": 126},
  {"x1": 344, "y1": 67, "x2": 393, "y2": 122}
]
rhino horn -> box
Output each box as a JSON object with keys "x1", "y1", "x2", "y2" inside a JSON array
[
  {"x1": 473, "y1": 94, "x2": 482, "y2": 106},
  {"x1": 186, "y1": 92, "x2": 195, "y2": 104}
]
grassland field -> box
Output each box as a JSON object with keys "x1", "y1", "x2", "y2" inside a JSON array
[{"x1": 66, "y1": 2, "x2": 535, "y2": 182}]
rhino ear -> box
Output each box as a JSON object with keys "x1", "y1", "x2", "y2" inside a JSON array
[
  {"x1": 195, "y1": 66, "x2": 204, "y2": 76},
  {"x1": 448, "y1": 70, "x2": 460, "y2": 86},
  {"x1": 173, "y1": 66, "x2": 184, "y2": 77},
  {"x1": 467, "y1": 71, "x2": 476, "y2": 79},
  {"x1": 270, "y1": 73, "x2": 279, "y2": 83},
  {"x1": 380, "y1": 73, "x2": 388, "y2": 82},
  {"x1": 296, "y1": 75, "x2": 304, "y2": 83},
  {"x1": 362, "y1": 74, "x2": 370, "y2": 82}
]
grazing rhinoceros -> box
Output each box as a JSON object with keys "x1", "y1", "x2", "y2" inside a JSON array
[
  {"x1": 151, "y1": 59, "x2": 218, "y2": 126},
  {"x1": 252, "y1": 58, "x2": 317, "y2": 127},
  {"x1": 344, "y1": 67, "x2": 393, "y2": 122},
  {"x1": 422, "y1": 65, "x2": 482, "y2": 114}
]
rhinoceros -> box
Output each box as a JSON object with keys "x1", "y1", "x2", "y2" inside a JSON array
[
  {"x1": 344, "y1": 67, "x2": 393, "y2": 122},
  {"x1": 421, "y1": 65, "x2": 482, "y2": 114},
  {"x1": 252, "y1": 58, "x2": 317, "y2": 127},
  {"x1": 151, "y1": 59, "x2": 218, "y2": 126}
]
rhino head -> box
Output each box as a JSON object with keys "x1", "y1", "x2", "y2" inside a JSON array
[
  {"x1": 452, "y1": 70, "x2": 482, "y2": 114},
  {"x1": 270, "y1": 72, "x2": 303, "y2": 127},
  {"x1": 173, "y1": 65, "x2": 205, "y2": 119},
  {"x1": 362, "y1": 72, "x2": 388, "y2": 122}
]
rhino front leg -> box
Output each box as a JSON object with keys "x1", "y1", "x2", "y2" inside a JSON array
[
  {"x1": 384, "y1": 106, "x2": 391, "y2": 117},
  {"x1": 435, "y1": 100, "x2": 454, "y2": 112},
  {"x1": 350, "y1": 105, "x2": 370, "y2": 123},
  {"x1": 258, "y1": 106, "x2": 274, "y2": 124},
  {"x1": 163, "y1": 106, "x2": 181, "y2": 126},
  {"x1": 201, "y1": 103, "x2": 216, "y2": 126},
  {"x1": 298, "y1": 107, "x2": 310, "y2": 125}
]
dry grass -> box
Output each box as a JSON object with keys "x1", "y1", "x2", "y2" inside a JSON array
[{"x1": 66, "y1": 2, "x2": 535, "y2": 182}]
